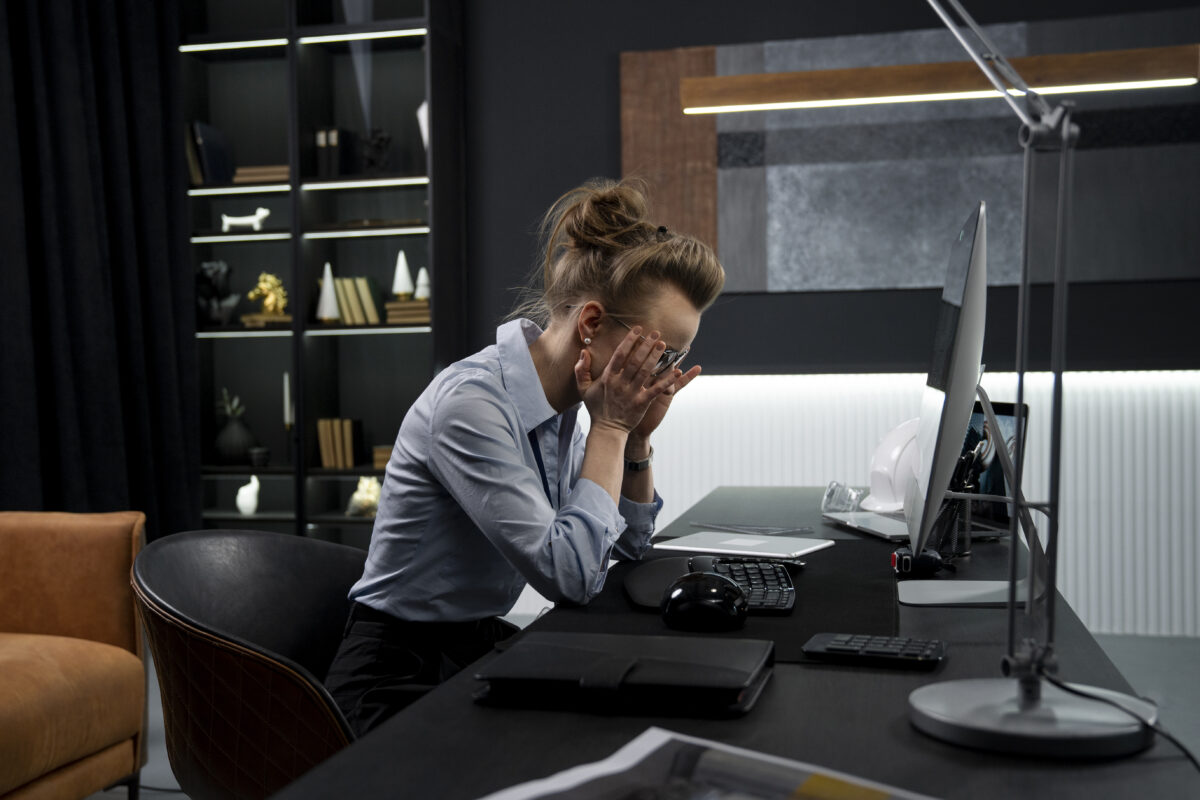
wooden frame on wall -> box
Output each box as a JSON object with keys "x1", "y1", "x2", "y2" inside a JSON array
[{"x1": 619, "y1": 46, "x2": 717, "y2": 249}]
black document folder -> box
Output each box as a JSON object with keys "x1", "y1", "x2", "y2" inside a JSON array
[{"x1": 473, "y1": 632, "x2": 774, "y2": 717}]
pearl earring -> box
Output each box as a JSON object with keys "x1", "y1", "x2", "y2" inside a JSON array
[{"x1": 583, "y1": 337, "x2": 592, "y2": 345}]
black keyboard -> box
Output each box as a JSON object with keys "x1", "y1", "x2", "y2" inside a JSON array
[
  {"x1": 801, "y1": 632, "x2": 947, "y2": 670},
  {"x1": 688, "y1": 556, "x2": 795, "y2": 614}
]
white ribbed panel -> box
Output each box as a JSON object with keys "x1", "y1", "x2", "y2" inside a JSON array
[{"x1": 634, "y1": 370, "x2": 1199, "y2": 637}]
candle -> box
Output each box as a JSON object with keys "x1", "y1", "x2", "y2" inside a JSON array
[{"x1": 283, "y1": 372, "x2": 292, "y2": 426}]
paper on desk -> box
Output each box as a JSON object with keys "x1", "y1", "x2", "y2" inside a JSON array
[{"x1": 476, "y1": 726, "x2": 938, "y2": 800}]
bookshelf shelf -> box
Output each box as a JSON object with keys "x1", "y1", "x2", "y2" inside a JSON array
[
  {"x1": 302, "y1": 226, "x2": 429, "y2": 239},
  {"x1": 191, "y1": 232, "x2": 292, "y2": 243},
  {"x1": 197, "y1": 329, "x2": 293, "y2": 340},
  {"x1": 184, "y1": 0, "x2": 464, "y2": 541},
  {"x1": 305, "y1": 326, "x2": 431, "y2": 337},
  {"x1": 189, "y1": 184, "x2": 291, "y2": 196},
  {"x1": 301, "y1": 176, "x2": 428, "y2": 191}
]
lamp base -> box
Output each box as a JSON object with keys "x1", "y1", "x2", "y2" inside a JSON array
[{"x1": 909, "y1": 678, "x2": 1156, "y2": 758}]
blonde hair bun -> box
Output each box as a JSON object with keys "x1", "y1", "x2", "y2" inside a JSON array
[{"x1": 510, "y1": 177, "x2": 725, "y2": 325}]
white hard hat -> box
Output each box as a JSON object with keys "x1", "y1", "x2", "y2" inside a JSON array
[{"x1": 861, "y1": 418, "x2": 920, "y2": 513}]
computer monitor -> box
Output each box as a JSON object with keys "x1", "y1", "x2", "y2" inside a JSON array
[{"x1": 904, "y1": 201, "x2": 988, "y2": 557}]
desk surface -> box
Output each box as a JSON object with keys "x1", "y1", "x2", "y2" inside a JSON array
[{"x1": 277, "y1": 487, "x2": 1199, "y2": 799}]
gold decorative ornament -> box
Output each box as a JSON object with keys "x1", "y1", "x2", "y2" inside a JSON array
[{"x1": 242, "y1": 272, "x2": 293, "y2": 327}]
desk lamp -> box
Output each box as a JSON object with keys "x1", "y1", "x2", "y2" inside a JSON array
[{"x1": 905, "y1": 0, "x2": 1159, "y2": 758}]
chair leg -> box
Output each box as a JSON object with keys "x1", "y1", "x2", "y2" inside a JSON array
[{"x1": 104, "y1": 770, "x2": 140, "y2": 800}]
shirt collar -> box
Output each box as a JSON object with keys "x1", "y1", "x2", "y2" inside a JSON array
[{"x1": 497, "y1": 318, "x2": 559, "y2": 434}]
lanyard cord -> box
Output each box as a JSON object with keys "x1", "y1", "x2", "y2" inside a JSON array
[{"x1": 527, "y1": 429, "x2": 554, "y2": 505}]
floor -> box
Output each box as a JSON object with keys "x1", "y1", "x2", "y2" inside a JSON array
[{"x1": 88, "y1": 635, "x2": 1198, "y2": 800}]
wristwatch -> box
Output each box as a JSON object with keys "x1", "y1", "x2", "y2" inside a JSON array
[{"x1": 625, "y1": 447, "x2": 653, "y2": 472}]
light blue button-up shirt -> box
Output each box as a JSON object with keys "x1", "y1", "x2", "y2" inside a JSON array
[{"x1": 350, "y1": 318, "x2": 662, "y2": 622}]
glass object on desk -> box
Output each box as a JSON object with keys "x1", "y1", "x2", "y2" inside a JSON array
[{"x1": 821, "y1": 481, "x2": 865, "y2": 513}]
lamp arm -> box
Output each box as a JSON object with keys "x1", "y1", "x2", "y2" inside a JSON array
[{"x1": 925, "y1": 0, "x2": 1052, "y2": 128}]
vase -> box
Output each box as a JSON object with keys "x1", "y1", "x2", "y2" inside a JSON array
[{"x1": 215, "y1": 417, "x2": 257, "y2": 464}]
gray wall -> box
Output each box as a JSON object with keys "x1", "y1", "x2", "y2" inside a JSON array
[
  {"x1": 462, "y1": 0, "x2": 1200, "y2": 373},
  {"x1": 715, "y1": 12, "x2": 1200, "y2": 293}
]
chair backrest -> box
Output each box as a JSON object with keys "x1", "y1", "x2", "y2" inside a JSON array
[{"x1": 132, "y1": 529, "x2": 366, "y2": 800}]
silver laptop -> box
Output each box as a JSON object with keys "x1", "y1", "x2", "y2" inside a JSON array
[
  {"x1": 653, "y1": 530, "x2": 835, "y2": 559},
  {"x1": 822, "y1": 510, "x2": 910, "y2": 542}
]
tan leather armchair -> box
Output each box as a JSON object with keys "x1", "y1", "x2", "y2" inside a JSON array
[{"x1": 0, "y1": 512, "x2": 147, "y2": 800}]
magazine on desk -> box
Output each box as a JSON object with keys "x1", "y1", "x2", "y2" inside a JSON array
[{"x1": 478, "y1": 727, "x2": 937, "y2": 800}]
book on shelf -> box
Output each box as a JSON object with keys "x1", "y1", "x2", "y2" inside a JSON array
[
  {"x1": 317, "y1": 419, "x2": 335, "y2": 469},
  {"x1": 385, "y1": 298, "x2": 431, "y2": 325},
  {"x1": 322, "y1": 276, "x2": 383, "y2": 326},
  {"x1": 354, "y1": 277, "x2": 381, "y2": 325},
  {"x1": 331, "y1": 278, "x2": 354, "y2": 325},
  {"x1": 373, "y1": 445, "x2": 391, "y2": 471},
  {"x1": 233, "y1": 164, "x2": 289, "y2": 184},
  {"x1": 330, "y1": 417, "x2": 345, "y2": 468},
  {"x1": 315, "y1": 129, "x2": 329, "y2": 178},
  {"x1": 316, "y1": 127, "x2": 360, "y2": 178},
  {"x1": 191, "y1": 121, "x2": 234, "y2": 184},
  {"x1": 317, "y1": 418, "x2": 362, "y2": 469},
  {"x1": 336, "y1": 278, "x2": 367, "y2": 325},
  {"x1": 184, "y1": 125, "x2": 204, "y2": 186},
  {"x1": 340, "y1": 418, "x2": 361, "y2": 470}
]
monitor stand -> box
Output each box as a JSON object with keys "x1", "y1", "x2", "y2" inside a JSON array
[
  {"x1": 899, "y1": 386, "x2": 1044, "y2": 608},
  {"x1": 898, "y1": 577, "x2": 1025, "y2": 607}
]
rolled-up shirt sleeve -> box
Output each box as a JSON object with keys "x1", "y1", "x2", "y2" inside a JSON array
[
  {"x1": 425, "y1": 378, "x2": 626, "y2": 605},
  {"x1": 614, "y1": 493, "x2": 661, "y2": 560}
]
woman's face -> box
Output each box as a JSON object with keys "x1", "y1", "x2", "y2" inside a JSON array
[{"x1": 585, "y1": 283, "x2": 701, "y2": 381}]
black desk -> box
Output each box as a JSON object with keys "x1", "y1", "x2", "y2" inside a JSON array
[{"x1": 276, "y1": 487, "x2": 1198, "y2": 799}]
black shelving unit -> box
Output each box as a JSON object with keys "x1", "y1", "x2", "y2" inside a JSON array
[{"x1": 183, "y1": 0, "x2": 464, "y2": 544}]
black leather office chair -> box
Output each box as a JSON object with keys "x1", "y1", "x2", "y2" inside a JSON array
[{"x1": 131, "y1": 529, "x2": 365, "y2": 800}]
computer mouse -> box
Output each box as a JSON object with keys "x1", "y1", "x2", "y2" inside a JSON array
[{"x1": 660, "y1": 571, "x2": 748, "y2": 632}]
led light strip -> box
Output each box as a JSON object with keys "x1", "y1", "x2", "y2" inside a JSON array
[
  {"x1": 297, "y1": 28, "x2": 426, "y2": 44},
  {"x1": 302, "y1": 226, "x2": 430, "y2": 239},
  {"x1": 684, "y1": 77, "x2": 1198, "y2": 114},
  {"x1": 306, "y1": 326, "x2": 431, "y2": 336},
  {"x1": 179, "y1": 38, "x2": 288, "y2": 53},
  {"x1": 189, "y1": 184, "x2": 291, "y2": 196},
  {"x1": 191, "y1": 233, "x2": 292, "y2": 243},
  {"x1": 300, "y1": 177, "x2": 429, "y2": 191},
  {"x1": 196, "y1": 330, "x2": 292, "y2": 339}
]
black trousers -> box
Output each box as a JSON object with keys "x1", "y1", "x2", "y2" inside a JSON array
[{"x1": 325, "y1": 602, "x2": 519, "y2": 737}]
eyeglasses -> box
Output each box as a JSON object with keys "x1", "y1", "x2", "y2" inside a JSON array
[{"x1": 609, "y1": 316, "x2": 690, "y2": 376}]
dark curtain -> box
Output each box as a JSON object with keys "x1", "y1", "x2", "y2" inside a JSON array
[{"x1": 0, "y1": 0, "x2": 200, "y2": 539}]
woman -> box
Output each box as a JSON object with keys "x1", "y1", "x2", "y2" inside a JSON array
[{"x1": 325, "y1": 178, "x2": 725, "y2": 735}]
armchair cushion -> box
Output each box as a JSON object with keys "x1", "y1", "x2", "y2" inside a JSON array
[
  {"x1": 0, "y1": 512, "x2": 144, "y2": 655},
  {"x1": 0, "y1": 633, "x2": 143, "y2": 795}
]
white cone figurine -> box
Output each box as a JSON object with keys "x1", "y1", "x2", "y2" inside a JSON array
[
  {"x1": 392, "y1": 250, "x2": 414, "y2": 299},
  {"x1": 414, "y1": 267, "x2": 431, "y2": 301},
  {"x1": 236, "y1": 475, "x2": 260, "y2": 516},
  {"x1": 316, "y1": 262, "x2": 340, "y2": 321}
]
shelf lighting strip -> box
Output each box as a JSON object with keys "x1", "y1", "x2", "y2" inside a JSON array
[
  {"x1": 302, "y1": 226, "x2": 430, "y2": 239},
  {"x1": 298, "y1": 28, "x2": 426, "y2": 44},
  {"x1": 179, "y1": 38, "x2": 288, "y2": 53},
  {"x1": 189, "y1": 184, "x2": 291, "y2": 196},
  {"x1": 306, "y1": 326, "x2": 432, "y2": 336},
  {"x1": 191, "y1": 233, "x2": 292, "y2": 243},
  {"x1": 196, "y1": 330, "x2": 292, "y2": 339},
  {"x1": 301, "y1": 177, "x2": 430, "y2": 191}
]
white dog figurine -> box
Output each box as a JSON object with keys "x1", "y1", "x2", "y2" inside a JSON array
[{"x1": 221, "y1": 207, "x2": 271, "y2": 232}]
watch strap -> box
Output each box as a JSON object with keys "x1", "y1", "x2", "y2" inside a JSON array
[{"x1": 625, "y1": 446, "x2": 653, "y2": 472}]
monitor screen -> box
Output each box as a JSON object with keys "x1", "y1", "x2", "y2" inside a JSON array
[
  {"x1": 962, "y1": 400, "x2": 1027, "y2": 530},
  {"x1": 906, "y1": 202, "x2": 988, "y2": 554}
]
